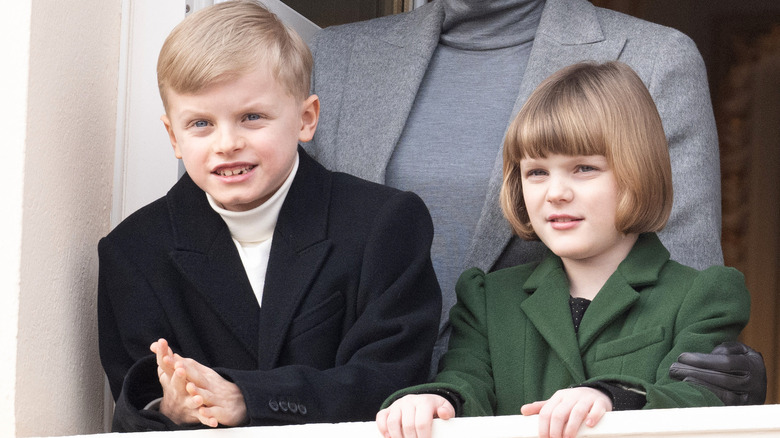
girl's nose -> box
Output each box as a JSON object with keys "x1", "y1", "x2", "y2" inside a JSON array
[{"x1": 546, "y1": 177, "x2": 573, "y2": 203}]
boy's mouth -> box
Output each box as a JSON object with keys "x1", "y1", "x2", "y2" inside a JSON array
[{"x1": 213, "y1": 165, "x2": 256, "y2": 177}]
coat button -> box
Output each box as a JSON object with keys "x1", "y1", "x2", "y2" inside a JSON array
[
  {"x1": 289, "y1": 401, "x2": 298, "y2": 414},
  {"x1": 298, "y1": 404, "x2": 307, "y2": 415},
  {"x1": 279, "y1": 399, "x2": 289, "y2": 412},
  {"x1": 268, "y1": 400, "x2": 279, "y2": 412}
]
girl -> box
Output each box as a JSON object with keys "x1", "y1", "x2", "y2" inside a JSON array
[{"x1": 376, "y1": 61, "x2": 750, "y2": 438}]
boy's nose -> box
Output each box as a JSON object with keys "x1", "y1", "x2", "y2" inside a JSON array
[{"x1": 213, "y1": 126, "x2": 245, "y2": 154}]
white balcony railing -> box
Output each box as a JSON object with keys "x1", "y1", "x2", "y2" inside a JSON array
[{"x1": 59, "y1": 404, "x2": 780, "y2": 438}]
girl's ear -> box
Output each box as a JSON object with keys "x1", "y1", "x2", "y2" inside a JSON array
[{"x1": 298, "y1": 94, "x2": 320, "y2": 143}]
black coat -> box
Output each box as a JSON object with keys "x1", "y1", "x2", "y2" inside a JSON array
[{"x1": 98, "y1": 148, "x2": 441, "y2": 431}]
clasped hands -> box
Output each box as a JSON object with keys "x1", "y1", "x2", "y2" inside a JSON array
[
  {"x1": 376, "y1": 387, "x2": 611, "y2": 438},
  {"x1": 150, "y1": 338, "x2": 248, "y2": 428}
]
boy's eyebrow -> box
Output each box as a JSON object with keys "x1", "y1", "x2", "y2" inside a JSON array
[{"x1": 172, "y1": 108, "x2": 211, "y2": 121}]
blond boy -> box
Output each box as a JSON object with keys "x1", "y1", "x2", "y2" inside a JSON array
[{"x1": 98, "y1": 1, "x2": 440, "y2": 430}]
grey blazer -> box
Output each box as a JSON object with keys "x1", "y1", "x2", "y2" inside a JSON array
[{"x1": 307, "y1": 0, "x2": 722, "y2": 275}]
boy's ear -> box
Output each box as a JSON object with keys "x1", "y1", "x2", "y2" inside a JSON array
[
  {"x1": 298, "y1": 94, "x2": 320, "y2": 143},
  {"x1": 161, "y1": 114, "x2": 183, "y2": 159}
]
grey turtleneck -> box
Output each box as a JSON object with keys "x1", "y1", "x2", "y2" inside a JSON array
[{"x1": 385, "y1": 0, "x2": 545, "y2": 332}]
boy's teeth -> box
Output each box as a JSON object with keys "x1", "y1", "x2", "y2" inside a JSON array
[{"x1": 218, "y1": 167, "x2": 250, "y2": 176}]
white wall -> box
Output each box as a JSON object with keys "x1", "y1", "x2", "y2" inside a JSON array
[
  {"x1": 0, "y1": 0, "x2": 122, "y2": 435},
  {"x1": 0, "y1": 1, "x2": 32, "y2": 436}
]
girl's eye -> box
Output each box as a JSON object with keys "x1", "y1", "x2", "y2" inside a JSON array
[
  {"x1": 577, "y1": 165, "x2": 597, "y2": 173},
  {"x1": 525, "y1": 169, "x2": 548, "y2": 177}
]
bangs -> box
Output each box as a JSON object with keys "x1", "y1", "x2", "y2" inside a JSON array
[{"x1": 507, "y1": 80, "x2": 610, "y2": 163}]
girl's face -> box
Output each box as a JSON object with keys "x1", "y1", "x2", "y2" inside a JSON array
[{"x1": 520, "y1": 154, "x2": 637, "y2": 267}]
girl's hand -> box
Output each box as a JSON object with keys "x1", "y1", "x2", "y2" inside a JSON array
[
  {"x1": 521, "y1": 387, "x2": 612, "y2": 438},
  {"x1": 376, "y1": 394, "x2": 455, "y2": 438}
]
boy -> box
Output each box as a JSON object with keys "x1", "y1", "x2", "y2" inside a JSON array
[{"x1": 98, "y1": 0, "x2": 440, "y2": 431}]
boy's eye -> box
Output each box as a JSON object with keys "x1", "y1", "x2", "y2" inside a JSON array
[
  {"x1": 245, "y1": 113, "x2": 262, "y2": 121},
  {"x1": 193, "y1": 120, "x2": 209, "y2": 128}
]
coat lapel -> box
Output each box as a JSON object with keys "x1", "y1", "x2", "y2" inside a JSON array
[
  {"x1": 466, "y1": 0, "x2": 627, "y2": 271},
  {"x1": 577, "y1": 234, "x2": 669, "y2": 351},
  {"x1": 167, "y1": 175, "x2": 260, "y2": 359},
  {"x1": 520, "y1": 255, "x2": 586, "y2": 382},
  {"x1": 254, "y1": 150, "x2": 333, "y2": 370},
  {"x1": 331, "y1": 2, "x2": 444, "y2": 183}
]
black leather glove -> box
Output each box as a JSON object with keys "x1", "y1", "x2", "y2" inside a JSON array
[{"x1": 669, "y1": 341, "x2": 766, "y2": 405}]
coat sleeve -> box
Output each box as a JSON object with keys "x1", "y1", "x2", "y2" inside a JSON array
[
  {"x1": 97, "y1": 236, "x2": 187, "y2": 431},
  {"x1": 97, "y1": 236, "x2": 197, "y2": 432},
  {"x1": 381, "y1": 267, "x2": 497, "y2": 417},
  {"x1": 646, "y1": 30, "x2": 723, "y2": 270},
  {"x1": 219, "y1": 191, "x2": 442, "y2": 426},
  {"x1": 586, "y1": 266, "x2": 751, "y2": 409}
]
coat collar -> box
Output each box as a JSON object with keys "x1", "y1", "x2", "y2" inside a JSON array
[
  {"x1": 166, "y1": 172, "x2": 261, "y2": 359},
  {"x1": 165, "y1": 148, "x2": 333, "y2": 367},
  {"x1": 520, "y1": 233, "x2": 669, "y2": 378},
  {"x1": 256, "y1": 148, "x2": 333, "y2": 370}
]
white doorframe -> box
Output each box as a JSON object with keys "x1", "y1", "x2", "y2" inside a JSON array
[{"x1": 112, "y1": 1, "x2": 183, "y2": 227}]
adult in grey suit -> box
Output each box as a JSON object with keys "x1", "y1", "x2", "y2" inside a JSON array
[{"x1": 306, "y1": 0, "x2": 765, "y2": 404}]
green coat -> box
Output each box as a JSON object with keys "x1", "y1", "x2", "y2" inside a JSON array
[{"x1": 386, "y1": 233, "x2": 750, "y2": 415}]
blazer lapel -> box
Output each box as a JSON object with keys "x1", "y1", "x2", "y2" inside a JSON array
[
  {"x1": 255, "y1": 150, "x2": 333, "y2": 370},
  {"x1": 330, "y1": 2, "x2": 444, "y2": 183},
  {"x1": 167, "y1": 175, "x2": 260, "y2": 359},
  {"x1": 520, "y1": 256, "x2": 586, "y2": 382},
  {"x1": 466, "y1": 0, "x2": 626, "y2": 271}
]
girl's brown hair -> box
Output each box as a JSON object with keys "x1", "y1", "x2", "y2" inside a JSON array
[{"x1": 500, "y1": 61, "x2": 673, "y2": 240}]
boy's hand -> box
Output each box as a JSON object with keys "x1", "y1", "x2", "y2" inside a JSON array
[
  {"x1": 149, "y1": 339, "x2": 203, "y2": 425},
  {"x1": 376, "y1": 394, "x2": 455, "y2": 438},
  {"x1": 521, "y1": 387, "x2": 612, "y2": 438},
  {"x1": 172, "y1": 354, "x2": 248, "y2": 428}
]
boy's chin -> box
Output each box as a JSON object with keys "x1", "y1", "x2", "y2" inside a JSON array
[{"x1": 204, "y1": 189, "x2": 268, "y2": 212}]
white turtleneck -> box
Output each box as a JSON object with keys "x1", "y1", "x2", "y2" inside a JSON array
[{"x1": 206, "y1": 153, "x2": 300, "y2": 307}]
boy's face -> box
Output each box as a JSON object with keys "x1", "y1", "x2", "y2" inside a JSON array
[{"x1": 162, "y1": 66, "x2": 319, "y2": 211}]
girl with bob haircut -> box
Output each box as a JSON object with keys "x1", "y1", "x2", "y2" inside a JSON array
[
  {"x1": 501, "y1": 61, "x2": 672, "y2": 240},
  {"x1": 376, "y1": 61, "x2": 750, "y2": 438}
]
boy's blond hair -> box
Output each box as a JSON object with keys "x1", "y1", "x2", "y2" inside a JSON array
[
  {"x1": 157, "y1": 0, "x2": 312, "y2": 110},
  {"x1": 501, "y1": 61, "x2": 673, "y2": 240}
]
